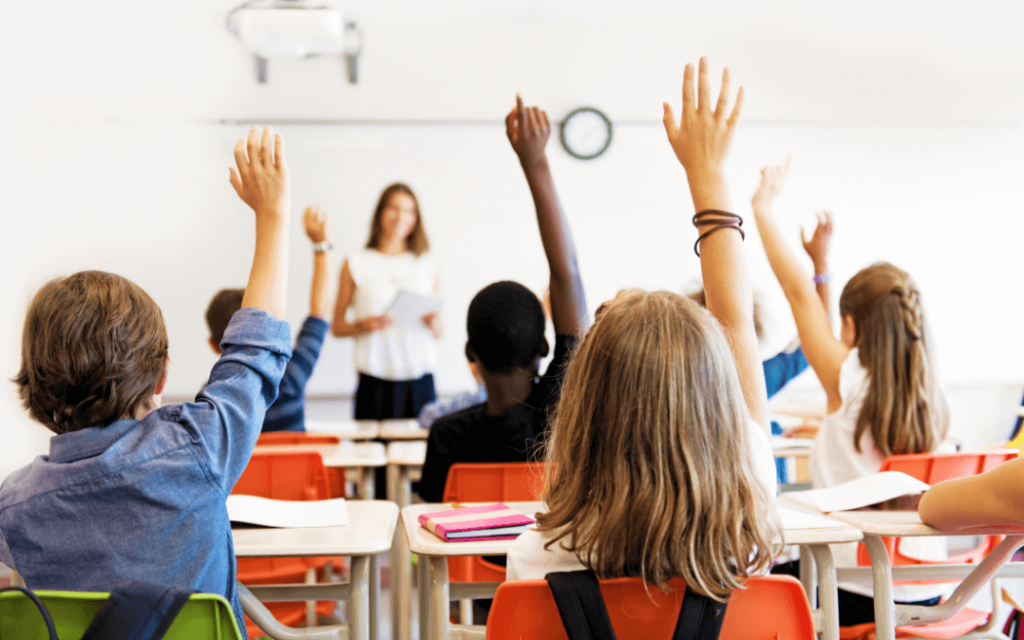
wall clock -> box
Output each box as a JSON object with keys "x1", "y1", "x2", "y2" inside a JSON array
[{"x1": 560, "y1": 107, "x2": 612, "y2": 160}]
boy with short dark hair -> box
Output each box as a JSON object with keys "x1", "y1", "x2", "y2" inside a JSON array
[
  {"x1": 415, "y1": 97, "x2": 588, "y2": 502},
  {"x1": 0, "y1": 126, "x2": 292, "y2": 638},
  {"x1": 206, "y1": 205, "x2": 334, "y2": 432}
]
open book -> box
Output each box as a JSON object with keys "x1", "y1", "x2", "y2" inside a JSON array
[
  {"x1": 419, "y1": 504, "x2": 535, "y2": 542},
  {"x1": 778, "y1": 471, "x2": 930, "y2": 513},
  {"x1": 227, "y1": 495, "x2": 349, "y2": 528}
]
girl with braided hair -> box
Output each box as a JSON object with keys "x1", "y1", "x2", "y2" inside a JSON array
[{"x1": 751, "y1": 159, "x2": 949, "y2": 626}]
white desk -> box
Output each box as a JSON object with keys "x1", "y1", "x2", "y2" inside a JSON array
[
  {"x1": 830, "y1": 510, "x2": 1024, "y2": 640},
  {"x1": 379, "y1": 419, "x2": 430, "y2": 441},
  {"x1": 403, "y1": 502, "x2": 861, "y2": 640},
  {"x1": 305, "y1": 419, "x2": 381, "y2": 441},
  {"x1": 233, "y1": 500, "x2": 398, "y2": 640},
  {"x1": 386, "y1": 441, "x2": 427, "y2": 640},
  {"x1": 255, "y1": 441, "x2": 388, "y2": 499}
]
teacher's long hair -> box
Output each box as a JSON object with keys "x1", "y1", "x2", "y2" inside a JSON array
[{"x1": 365, "y1": 183, "x2": 430, "y2": 257}]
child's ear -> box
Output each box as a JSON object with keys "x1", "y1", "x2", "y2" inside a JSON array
[
  {"x1": 465, "y1": 343, "x2": 477, "y2": 363},
  {"x1": 537, "y1": 338, "x2": 550, "y2": 360},
  {"x1": 209, "y1": 337, "x2": 222, "y2": 355},
  {"x1": 153, "y1": 358, "x2": 170, "y2": 396}
]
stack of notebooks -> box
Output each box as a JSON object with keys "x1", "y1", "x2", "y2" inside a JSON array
[{"x1": 419, "y1": 503, "x2": 535, "y2": 541}]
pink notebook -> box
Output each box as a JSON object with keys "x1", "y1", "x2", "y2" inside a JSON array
[{"x1": 418, "y1": 503, "x2": 536, "y2": 542}]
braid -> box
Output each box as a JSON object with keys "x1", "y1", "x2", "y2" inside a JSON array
[{"x1": 896, "y1": 285, "x2": 923, "y2": 342}]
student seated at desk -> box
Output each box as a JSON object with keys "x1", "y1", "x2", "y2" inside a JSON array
[
  {"x1": 751, "y1": 159, "x2": 950, "y2": 624},
  {"x1": 206, "y1": 204, "x2": 334, "y2": 432},
  {"x1": 0, "y1": 127, "x2": 292, "y2": 639},
  {"x1": 507, "y1": 60, "x2": 779, "y2": 599},
  {"x1": 414, "y1": 95, "x2": 588, "y2": 503}
]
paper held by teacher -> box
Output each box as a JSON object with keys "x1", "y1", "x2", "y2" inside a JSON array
[{"x1": 386, "y1": 290, "x2": 444, "y2": 329}]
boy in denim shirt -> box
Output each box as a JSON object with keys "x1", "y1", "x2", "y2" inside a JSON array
[{"x1": 0, "y1": 126, "x2": 292, "y2": 638}]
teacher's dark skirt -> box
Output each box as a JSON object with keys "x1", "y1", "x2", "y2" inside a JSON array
[
  {"x1": 355, "y1": 373, "x2": 436, "y2": 499},
  {"x1": 354, "y1": 373, "x2": 437, "y2": 420}
]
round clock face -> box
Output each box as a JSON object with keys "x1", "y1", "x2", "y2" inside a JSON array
[{"x1": 560, "y1": 107, "x2": 612, "y2": 160}]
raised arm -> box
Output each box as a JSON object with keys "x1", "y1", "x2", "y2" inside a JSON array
[
  {"x1": 750, "y1": 161, "x2": 847, "y2": 409},
  {"x1": 801, "y1": 211, "x2": 834, "y2": 318},
  {"x1": 506, "y1": 94, "x2": 587, "y2": 337},
  {"x1": 229, "y1": 126, "x2": 290, "y2": 319},
  {"x1": 663, "y1": 58, "x2": 769, "y2": 432},
  {"x1": 919, "y1": 457, "x2": 1024, "y2": 531},
  {"x1": 303, "y1": 205, "x2": 332, "y2": 321}
]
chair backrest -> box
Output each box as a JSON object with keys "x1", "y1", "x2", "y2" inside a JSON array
[
  {"x1": 0, "y1": 589, "x2": 243, "y2": 640},
  {"x1": 232, "y1": 450, "x2": 330, "y2": 501},
  {"x1": 879, "y1": 451, "x2": 1018, "y2": 484},
  {"x1": 486, "y1": 575, "x2": 813, "y2": 640},
  {"x1": 256, "y1": 432, "x2": 341, "y2": 446},
  {"x1": 442, "y1": 462, "x2": 546, "y2": 503}
]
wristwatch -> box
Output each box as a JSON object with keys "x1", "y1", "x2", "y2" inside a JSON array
[{"x1": 312, "y1": 241, "x2": 333, "y2": 254}]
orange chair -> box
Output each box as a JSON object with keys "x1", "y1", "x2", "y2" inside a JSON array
[
  {"x1": 442, "y1": 462, "x2": 546, "y2": 584},
  {"x1": 254, "y1": 432, "x2": 347, "y2": 497},
  {"x1": 485, "y1": 575, "x2": 814, "y2": 640},
  {"x1": 232, "y1": 450, "x2": 338, "y2": 638},
  {"x1": 848, "y1": 451, "x2": 1018, "y2": 640}
]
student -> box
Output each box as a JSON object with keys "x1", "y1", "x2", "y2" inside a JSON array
[
  {"x1": 0, "y1": 126, "x2": 291, "y2": 638},
  {"x1": 205, "y1": 204, "x2": 333, "y2": 432},
  {"x1": 506, "y1": 60, "x2": 779, "y2": 599},
  {"x1": 919, "y1": 456, "x2": 1024, "y2": 530},
  {"x1": 751, "y1": 159, "x2": 949, "y2": 624},
  {"x1": 416, "y1": 360, "x2": 487, "y2": 430},
  {"x1": 331, "y1": 183, "x2": 441, "y2": 420},
  {"x1": 414, "y1": 94, "x2": 588, "y2": 503}
]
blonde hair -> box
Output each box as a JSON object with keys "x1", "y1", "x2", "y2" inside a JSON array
[
  {"x1": 839, "y1": 262, "x2": 948, "y2": 457},
  {"x1": 536, "y1": 290, "x2": 780, "y2": 600}
]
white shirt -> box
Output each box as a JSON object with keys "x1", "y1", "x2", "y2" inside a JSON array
[
  {"x1": 506, "y1": 418, "x2": 777, "y2": 581},
  {"x1": 347, "y1": 249, "x2": 439, "y2": 381},
  {"x1": 811, "y1": 348, "x2": 947, "y2": 601}
]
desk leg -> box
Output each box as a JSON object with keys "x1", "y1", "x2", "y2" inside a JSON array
[
  {"x1": 391, "y1": 467, "x2": 412, "y2": 640},
  {"x1": 357, "y1": 468, "x2": 375, "y2": 500},
  {"x1": 418, "y1": 555, "x2": 431, "y2": 640},
  {"x1": 864, "y1": 536, "x2": 896, "y2": 640},
  {"x1": 351, "y1": 555, "x2": 370, "y2": 640},
  {"x1": 808, "y1": 544, "x2": 839, "y2": 640},
  {"x1": 429, "y1": 556, "x2": 450, "y2": 640},
  {"x1": 799, "y1": 545, "x2": 817, "y2": 610},
  {"x1": 370, "y1": 554, "x2": 380, "y2": 640}
]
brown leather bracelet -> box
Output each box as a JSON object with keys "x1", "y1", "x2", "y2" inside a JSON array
[
  {"x1": 693, "y1": 209, "x2": 743, "y2": 227},
  {"x1": 694, "y1": 223, "x2": 746, "y2": 257}
]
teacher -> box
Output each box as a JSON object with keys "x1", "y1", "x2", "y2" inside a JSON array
[{"x1": 331, "y1": 183, "x2": 441, "y2": 420}]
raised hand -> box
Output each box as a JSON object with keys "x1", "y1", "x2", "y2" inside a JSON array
[
  {"x1": 229, "y1": 125, "x2": 291, "y2": 219},
  {"x1": 506, "y1": 94, "x2": 550, "y2": 168},
  {"x1": 751, "y1": 158, "x2": 790, "y2": 213},
  {"x1": 801, "y1": 211, "x2": 833, "y2": 269},
  {"x1": 303, "y1": 205, "x2": 328, "y2": 243},
  {"x1": 663, "y1": 58, "x2": 743, "y2": 179}
]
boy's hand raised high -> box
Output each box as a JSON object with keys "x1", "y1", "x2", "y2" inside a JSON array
[
  {"x1": 230, "y1": 126, "x2": 290, "y2": 320},
  {"x1": 506, "y1": 94, "x2": 550, "y2": 169}
]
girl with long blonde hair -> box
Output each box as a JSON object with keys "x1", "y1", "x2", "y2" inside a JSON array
[
  {"x1": 751, "y1": 160, "x2": 948, "y2": 624},
  {"x1": 506, "y1": 59, "x2": 781, "y2": 601}
]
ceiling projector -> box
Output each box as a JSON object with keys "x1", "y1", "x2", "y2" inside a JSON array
[{"x1": 227, "y1": 0, "x2": 361, "y2": 84}]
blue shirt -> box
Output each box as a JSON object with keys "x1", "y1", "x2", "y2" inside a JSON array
[
  {"x1": 763, "y1": 344, "x2": 809, "y2": 485},
  {"x1": 0, "y1": 308, "x2": 291, "y2": 638},
  {"x1": 263, "y1": 316, "x2": 329, "y2": 432}
]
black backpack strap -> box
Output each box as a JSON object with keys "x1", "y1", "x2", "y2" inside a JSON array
[
  {"x1": 673, "y1": 586, "x2": 730, "y2": 640},
  {"x1": 79, "y1": 580, "x2": 197, "y2": 640},
  {"x1": 545, "y1": 570, "x2": 617, "y2": 640},
  {"x1": 0, "y1": 586, "x2": 59, "y2": 640}
]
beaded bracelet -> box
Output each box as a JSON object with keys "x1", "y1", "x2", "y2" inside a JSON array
[
  {"x1": 813, "y1": 273, "x2": 832, "y2": 285},
  {"x1": 693, "y1": 209, "x2": 745, "y2": 257}
]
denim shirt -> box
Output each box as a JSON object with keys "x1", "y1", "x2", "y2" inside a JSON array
[{"x1": 0, "y1": 308, "x2": 291, "y2": 638}]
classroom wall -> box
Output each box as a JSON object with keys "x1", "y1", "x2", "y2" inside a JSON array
[{"x1": 1, "y1": 0, "x2": 1023, "y2": 478}]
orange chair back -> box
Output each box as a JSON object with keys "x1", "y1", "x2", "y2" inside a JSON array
[
  {"x1": 857, "y1": 451, "x2": 1017, "y2": 570},
  {"x1": 485, "y1": 575, "x2": 813, "y2": 640},
  {"x1": 442, "y1": 462, "x2": 546, "y2": 503},
  {"x1": 442, "y1": 462, "x2": 546, "y2": 583},
  {"x1": 257, "y1": 432, "x2": 341, "y2": 446}
]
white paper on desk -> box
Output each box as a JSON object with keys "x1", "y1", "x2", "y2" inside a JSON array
[
  {"x1": 227, "y1": 495, "x2": 349, "y2": 528},
  {"x1": 778, "y1": 505, "x2": 851, "y2": 530},
  {"x1": 770, "y1": 436, "x2": 816, "y2": 450},
  {"x1": 778, "y1": 471, "x2": 930, "y2": 514},
  {"x1": 385, "y1": 291, "x2": 444, "y2": 329}
]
